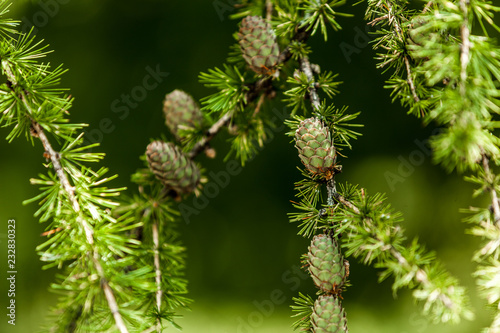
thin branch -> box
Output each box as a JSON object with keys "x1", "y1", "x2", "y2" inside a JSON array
[
  {"x1": 152, "y1": 222, "x2": 163, "y2": 332},
  {"x1": 482, "y1": 155, "x2": 500, "y2": 225},
  {"x1": 188, "y1": 112, "x2": 232, "y2": 159},
  {"x1": 278, "y1": 26, "x2": 311, "y2": 64},
  {"x1": 370, "y1": 2, "x2": 420, "y2": 106},
  {"x1": 423, "y1": 1, "x2": 434, "y2": 13},
  {"x1": 94, "y1": 252, "x2": 130, "y2": 333},
  {"x1": 265, "y1": 0, "x2": 273, "y2": 22},
  {"x1": 20, "y1": 100, "x2": 129, "y2": 332},
  {"x1": 368, "y1": 14, "x2": 389, "y2": 26},
  {"x1": 299, "y1": 56, "x2": 321, "y2": 112},
  {"x1": 31, "y1": 122, "x2": 79, "y2": 211},
  {"x1": 334, "y1": 192, "x2": 457, "y2": 310},
  {"x1": 459, "y1": 0, "x2": 470, "y2": 96},
  {"x1": 253, "y1": 93, "x2": 266, "y2": 116},
  {"x1": 404, "y1": 56, "x2": 420, "y2": 104},
  {"x1": 326, "y1": 178, "x2": 336, "y2": 207}
]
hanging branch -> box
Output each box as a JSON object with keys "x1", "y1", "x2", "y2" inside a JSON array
[
  {"x1": 366, "y1": 0, "x2": 500, "y2": 329},
  {"x1": 382, "y1": 1, "x2": 420, "y2": 104},
  {"x1": 11, "y1": 76, "x2": 130, "y2": 333},
  {"x1": 334, "y1": 192, "x2": 457, "y2": 311},
  {"x1": 366, "y1": 0, "x2": 425, "y2": 116}
]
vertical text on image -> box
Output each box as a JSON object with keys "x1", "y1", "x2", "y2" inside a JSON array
[{"x1": 6, "y1": 219, "x2": 16, "y2": 326}]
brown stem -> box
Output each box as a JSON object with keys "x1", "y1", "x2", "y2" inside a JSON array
[
  {"x1": 368, "y1": 14, "x2": 389, "y2": 26},
  {"x1": 299, "y1": 56, "x2": 321, "y2": 112},
  {"x1": 459, "y1": 0, "x2": 470, "y2": 96},
  {"x1": 482, "y1": 155, "x2": 500, "y2": 225},
  {"x1": 253, "y1": 93, "x2": 266, "y2": 116},
  {"x1": 188, "y1": 112, "x2": 233, "y2": 159},
  {"x1": 265, "y1": 0, "x2": 273, "y2": 22},
  {"x1": 152, "y1": 222, "x2": 163, "y2": 332},
  {"x1": 404, "y1": 56, "x2": 420, "y2": 104}
]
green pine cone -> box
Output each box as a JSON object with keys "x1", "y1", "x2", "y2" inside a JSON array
[
  {"x1": 238, "y1": 15, "x2": 280, "y2": 75},
  {"x1": 311, "y1": 295, "x2": 348, "y2": 333},
  {"x1": 295, "y1": 118, "x2": 336, "y2": 178},
  {"x1": 163, "y1": 90, "x2": 203, "y2": 140},
  {"x1": 308, "y1": 234, "x2": 348, "y2": 294},
  {"x1": 146, "y1": 141, "x2": 200, "y2": 194}
]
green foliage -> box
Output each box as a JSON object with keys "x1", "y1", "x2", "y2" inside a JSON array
[
  {"x1": 291, "y1": 292, "x2": 315, "y2": 330},
  {"x1": 6, "y1": 0, "x2": 500, "y2": 331},
  {"x1": 367, "y1": 0, "x2": 500, "y2": 330},
  {"x1": 277, "y1": 0, "x2": 475, "y2": 329},
  {"x1": 199, "y1": 65, "x2": 249, "y2": 113},
  {"x1": 332, "y1": 186, "x2": 473, "y2": 323},
  {"x1": 0, "y1": 1, "x2": 189, "y2": 331},
  {"x1": 300, "y1": 0, "x2": 352, "y2": 41}
]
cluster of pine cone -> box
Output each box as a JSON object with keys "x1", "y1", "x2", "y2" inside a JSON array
[
  {"x1": 146, "y1": 90, "x2": 202, "y2": 194},
  {"x1": 295, "y1": 117, "x2": 349, "y2": 332}
]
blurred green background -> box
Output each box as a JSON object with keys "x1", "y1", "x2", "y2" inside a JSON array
[{"x1": 0, "y1": 0, "x2": 495, "y2": 332}]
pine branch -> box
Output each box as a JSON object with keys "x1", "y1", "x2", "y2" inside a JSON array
[
  {"x1": 333, "y1": 190, "x2": 473, "y2": 323},
  {"x1": 367, "y1": 0, "x2": 500, "y2": 328},
  {"x1": 404, "y1": 55, "x2": 420, "y2": 104},
  {"x1": 23, "y1": 91, "x2": 129, "y2": 333},
  {"x1": 190, "y1": 20, "x2": 313, "y2": 160},
  {"x1": 0, "y1": 7, "x2": 169, "y2": 330},
  {"x1": 366, "y1": 0, "x2": 425, "y2": 115}
]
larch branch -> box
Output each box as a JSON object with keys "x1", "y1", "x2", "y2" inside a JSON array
[{"x1": 334, "y1": 192, "x2": 457, "y2": 310}]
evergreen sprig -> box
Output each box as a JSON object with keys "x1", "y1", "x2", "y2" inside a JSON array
[
  {"x1": 199, "y1": 65, "x2": 249, "y2": 113},
  {"x1": 332, "y1": 186, "x2": 474, "y2": 323},
  {"x1": 366, "y1": 0, "x2": 500, "y2": 330},
  {"x1": 278, "y1": 0, "x2": 474, "y2": 329},
  {"x1": 0, "y1": 2, "x2": 189, "y2": 331},
  {"x1": 6, "y1": 0, "x2": 498, "y2": 330},
  {"x1": 291, "y1": 292, "x2": 315, "y2": 330}
]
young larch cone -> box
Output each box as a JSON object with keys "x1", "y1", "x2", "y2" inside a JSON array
[
  {"x1": 146, "y1": 141, "x2": 200, "y2": 194},
  {"x1": 294, "y1": 117, "x2": 336, "y2": 178},
  {"x1": 311, "y1": 295, "x2": 348, "y2": 333},
  {"x1": 238, "y1": 16, "x2": 280, "y2": 75},
  {"x1": 308, "y1": 234, "x2": 348, "y2": 295},
  {"x1": 163, "y1": 90, "x2": 203, "y2": 140}
]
